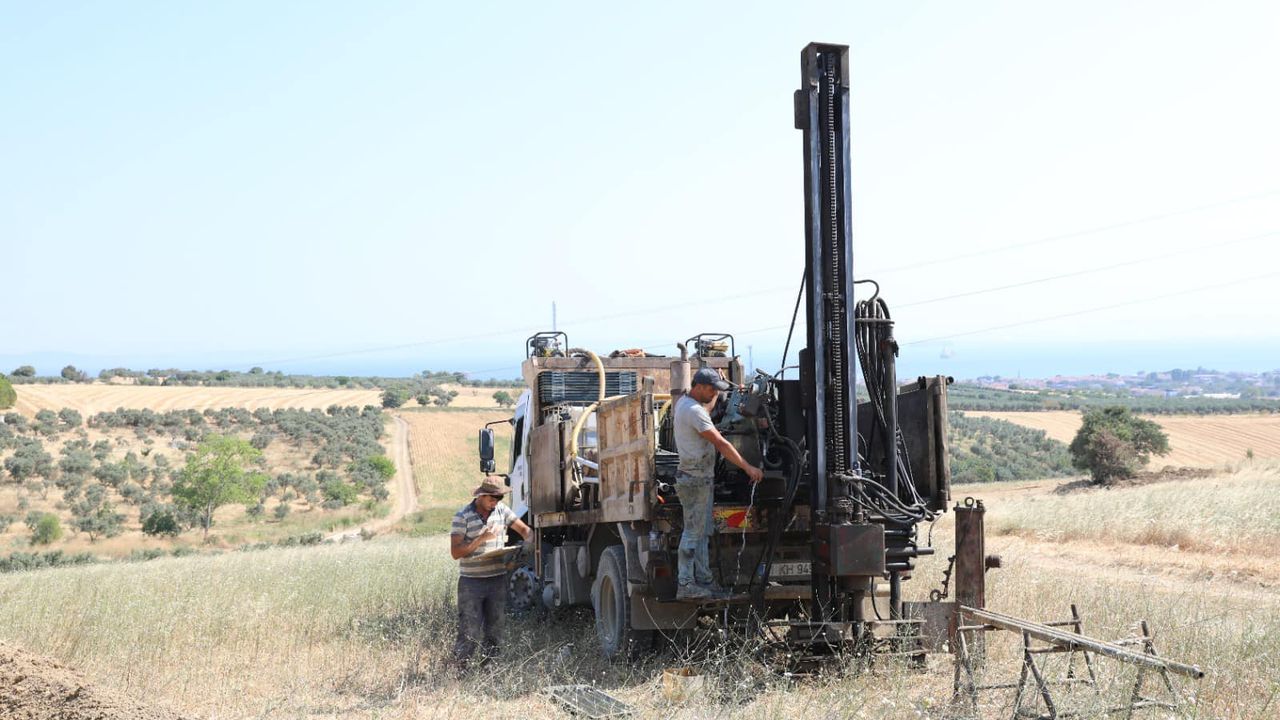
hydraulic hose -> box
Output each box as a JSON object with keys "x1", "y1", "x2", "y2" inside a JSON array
[{"x1": 568, "y1": 401, "x2": 599, "y2": 462}]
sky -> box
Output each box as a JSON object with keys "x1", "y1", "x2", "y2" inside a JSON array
[{"x1": 3, "y1": 1, "x2": 1278, "y2": 380}]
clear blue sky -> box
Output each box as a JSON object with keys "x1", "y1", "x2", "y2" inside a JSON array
[{"x1": 4, "y1": 1, "x2": 1277, "y2": 379}]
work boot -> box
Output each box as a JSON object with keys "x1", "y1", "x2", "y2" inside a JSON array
[
  {"x1": 675, "y1": 583, "x2": 713, "y2": 601},
  {"x1": 697, "y1": 581, "x2": 732, "y2": 598}
]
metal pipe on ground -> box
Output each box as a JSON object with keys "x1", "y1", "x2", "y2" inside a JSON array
[{"x1": 959, "y1": 606, "x2": 1205, "y2": 679}]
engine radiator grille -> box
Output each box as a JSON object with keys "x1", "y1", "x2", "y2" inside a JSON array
[{"x1": 537, "y1": 371, "x2": 638, "y2": 404}]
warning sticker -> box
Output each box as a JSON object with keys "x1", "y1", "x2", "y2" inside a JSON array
[{"x1": 713, "y1": 507, "x2": 757, "y2": 532}]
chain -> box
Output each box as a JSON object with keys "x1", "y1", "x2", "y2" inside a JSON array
[{"x1": 930, "y1": 554, "x2": 957, "y2": 602}]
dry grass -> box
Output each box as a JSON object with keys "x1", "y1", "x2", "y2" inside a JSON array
[
  {"x1": 982, "y1": 461, "x2": 1280, "y2": 555},
  {"x1": 10, "y1": 384, "x2": 382, "y2": 417},
  {"x1": 968, "y1": 411, "x2": 1280, "y2": 468},
  {"x1": 0, "y1": 465, "x2": 1274, "y2": 718}
]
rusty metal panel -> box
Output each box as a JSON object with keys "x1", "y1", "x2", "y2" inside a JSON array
[
  {"x1": 905, "y1": 600, "x2": 956, "y2": 652},
  {"x1": 954, "y1": 498, "x2": 986, "y2": 610},
  {"x1": 529, "y1": 422, "x2": 563, "y2": 517},
  {"x1": 864, "y1": 375, "x2": 950, "y2": 511},
  {"x1": 930, "y1": 376, "x2": 951, "y2": 510},
  {"x1": 596, "y1": 389, "x2": 654, "y2": 522}
]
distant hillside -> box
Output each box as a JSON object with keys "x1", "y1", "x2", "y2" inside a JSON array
[
  {"x1": 948, "y1": 383, "x2": 1280, "y2": 415},
  {"x1": 947, "y1": 411, "x2": 1074, "y2": 483}
]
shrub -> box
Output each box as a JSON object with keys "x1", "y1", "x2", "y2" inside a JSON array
[
  {"x1": 60, "y1": 365, "x2": 87, "y2": 383},
  {"x1": 59, "y1": 448, "x2": 94, "y2": 475},
  {"x1": 57, "y1": 408, "x2": 82, "y2": 428},
  {"x1": 1069, "y1": 406, "x2": 1171, "y2": 485},
  {"x1": 142, "y1": 509, "x2": 182, "y2": 536},
  {"x1": 33, "y1": 410, "x2": 59, "y2": 436},
  {"x1": 429, "y1": 387, "x2": 458, "y2": 407},
  {"x1": 321, "y1": 476, "x2": 358, "y2": 506},
  {"x1": 380, "y1": 388, "x2": 408, "y2": 409},
  {"x1": 31, "y1": 513, "x2": 62, "y2": 545},
  {"x1": 5, "y1": 439, "x2": 54, "y2": 481},
  {"x1": 0, "y1": 375, "x2": 14, "y2": 410},
  {"x1": 93, "y1": 462, "x2": 128, "y2": 488},
  {"x1": 273, "y1": 503, "x2": 291, "y2": 521},
  {"x1": 10, "y1": 366, "x2": 35, "y2": 378},
  {"x1": 73, "y1": 505, "x2": 124, "y2": 542}
]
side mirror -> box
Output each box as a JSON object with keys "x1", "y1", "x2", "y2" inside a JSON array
[{"x1": 478, "y1": 428, "x2": 496, "y2": 474}]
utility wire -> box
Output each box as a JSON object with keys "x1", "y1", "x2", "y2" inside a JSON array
[
  {"x1": 244, "y1": 190, "x2": 1277, "y2": 370},
  {"x1": 905, "y1": 269, "x2": 1280, "y2": 345},
  {"x1": 629, "y1": 229, "x2": 1279, "y2": 348},
  {"x1": 875, "y1": 188, "x2": 1279, "y2": 275},
  {"x1": 895, "y1": 229, "x2": 1278, "y2": 309}
]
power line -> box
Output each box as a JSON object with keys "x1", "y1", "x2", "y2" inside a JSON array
[
  {"x1": 905, "y1": 269, "x2": 1280, "y2": 346},
  {"x1": 875, "y1": 188, "x2": 1279, "y2": 275},
  {"x1": 247, "y1": 285, "x2": 796, "y2": 369},
  {"x1": 244, "y1": 190, "x2": 1277, "y2": 370},
  {"x1": 894, "y1": 230, "x2": 1278, "y2": 309},
  {"x1": 609, "y1": 230, "x2": 1279, "y2": 350}
]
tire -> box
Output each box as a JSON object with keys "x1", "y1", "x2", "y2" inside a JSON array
[{"x1": 592, "y1": 545, "x2": 654, "y2": 660}]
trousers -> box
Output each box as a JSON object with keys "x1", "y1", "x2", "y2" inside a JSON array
[
  {"x1": 453, "y1": 574, "x2": 507, "y2": 665},
  {"x1": 675, "y1": 472, "x2": 714, "y2": 587}
]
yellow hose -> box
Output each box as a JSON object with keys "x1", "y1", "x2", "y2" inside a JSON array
[
  {"x1": 568, "y1": 401, "x2": 598, "y2": 461},
  {"x1": 564, "y1": 352, "x2": 671, "y2": 465},
  {"x1": 656, "y1": 399, "x2": 672, "y2": 428},
  {"x1": 565, "y1": 348, "x2": 604, "y2": 462}
]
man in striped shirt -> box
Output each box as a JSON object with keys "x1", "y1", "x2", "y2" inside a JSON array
[{"x1": 450, "y1": 479, "x2": 532, "y2": 668}]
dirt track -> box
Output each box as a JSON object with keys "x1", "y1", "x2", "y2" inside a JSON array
[
  {"x1": 328, "y1": 413, "x2": 417, "y2": 540},
  {"x1": 0, "y1": 642, "x2": 190, "y2": 719}
]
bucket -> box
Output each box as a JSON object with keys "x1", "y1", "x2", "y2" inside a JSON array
[{"x1": 661, "y1": 666, "x2": 704, "y2": 704}]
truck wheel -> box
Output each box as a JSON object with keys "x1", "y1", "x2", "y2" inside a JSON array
[
  {"x1": 508, "y1": 566, "x2": 539, "y2": 614},
  {"x1": 592, "y1": 545, "x2": 654, "y2": 660}
]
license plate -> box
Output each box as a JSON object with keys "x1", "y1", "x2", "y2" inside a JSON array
[{"x1": 770, "y1": 561, "x2": 811, "y2": 579}]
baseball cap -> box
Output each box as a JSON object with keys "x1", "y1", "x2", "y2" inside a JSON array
[{"x1": 691, "y1": 368, "x2": 732, "y2": 390}]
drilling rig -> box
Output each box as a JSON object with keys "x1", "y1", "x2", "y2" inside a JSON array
[
  {"x1": 480, "y1": 42, "x2": 959, "y2": 663},
  {"x1": 476, "y1": 45, "x2": 1207, "y2": 712}
]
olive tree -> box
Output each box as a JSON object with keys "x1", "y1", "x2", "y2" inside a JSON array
[{"x1": 172, "y1": 435, "x2": 267, "y2": 539}]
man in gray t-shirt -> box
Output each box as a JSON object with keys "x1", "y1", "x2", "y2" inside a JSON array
[{"x1": 672, "y1": 367, "x2": 763, "y2": 600}]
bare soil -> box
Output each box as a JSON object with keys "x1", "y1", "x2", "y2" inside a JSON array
[{"x1": 0, "y1": 641, "x2": 191, "y2": 719}]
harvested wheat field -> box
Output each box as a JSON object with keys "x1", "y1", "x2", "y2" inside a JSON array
[
  {"x1": 9, "y1": 384, "x2": 382, "y2": 416},
  {"x1": 399, "y1": 409, "x2": 514, "y2": 507},
  {"x1": 433, "y1": 383, "x2": 522, "y2": 409},
  {"x1": 969, "y1": 410, "x2": 1280, "y2": 468}
]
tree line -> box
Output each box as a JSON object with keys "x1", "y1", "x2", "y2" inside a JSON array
[{"x1": 947, "y1": 383, "x2": 1280, "y2": 415}]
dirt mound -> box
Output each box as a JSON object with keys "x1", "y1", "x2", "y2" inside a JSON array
[
  {"x1": 0, "y1": 642, "x2": 191, "y2": 720},
  {"x1": 1053, "y1": 466, "x2": 1214, "y2": 494}
]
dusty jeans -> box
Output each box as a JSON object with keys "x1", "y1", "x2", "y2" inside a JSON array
[
  {"x1": 453, "y1": 574, "x2": 507, "y2": 665},
  {"x1": 676, "y1": 472, "x2": 715, "y2": 587}
]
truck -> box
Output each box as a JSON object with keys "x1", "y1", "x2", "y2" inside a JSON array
[{"x1": 477, "y1": 43, "x2": 958, "y2": 663}]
